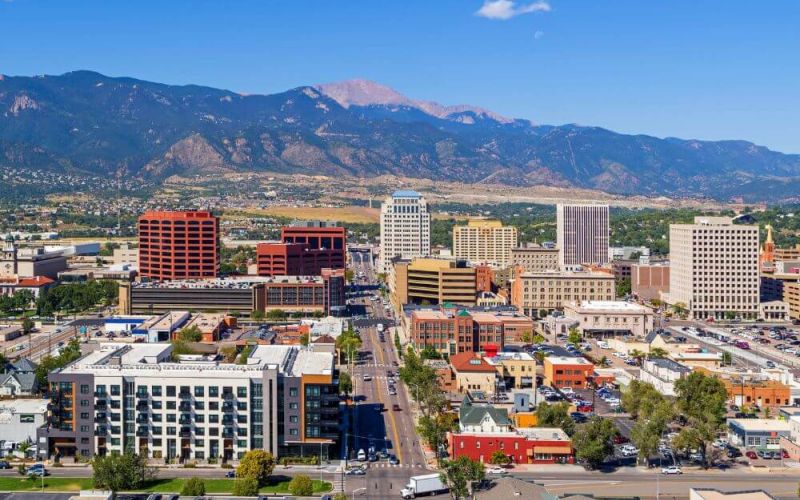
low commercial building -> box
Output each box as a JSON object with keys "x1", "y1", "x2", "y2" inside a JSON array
[
  {"x1": 670, "y1": 351, "x2": 723, "y2": 369},
  {"x1": 639, "y1": 358, "x2": 691, "y2": 397},
  {"x1": 690, "y1": 488, "x2": 776, "y2": 500},
  {"x1": 0, "y1": 399, "x2": 48, "y2": 444},
  {"x1": 722, "y1": 378, "x2": 790, "y2": 409},
  {"x1": 511, "y1": 269, "x2": 615, "y2": 317},
  {"x1": 181, "y1": 313, "x2": 228, "y2": 343},
  {"x1": 543, "y1": 356, "x2": 594, "y2": 390},
  {"x1": 0, "y1": 240, "x2": 68, "y2": 279},
  {"x1": 449, "y1": 427, "x2": 573, "y2": 465},
  {"x1": 133, "y1": 312, "x2": 190, "y2": 343},
  {"x1": 39, "y1": 343, "x2": 338, "y2": 461},
  {"x1": 458, "y1": 397, "x2": 512, "y2": 433},
  {"x1": 0, "y1": 325, "x2": 23, "y2": 342},
  {"x1": 450, "y1": 352, "x2": 499, "y2": 395},
  {"x1": 119, "y1": 271, "x2": 345, "y2": 316},
  {"x1": 484, "y1": 352, "x2": 536, "y2": 389},
  {"x1": 563, "y1": 300, "x2": 655, "y2": 338},
  {"x1": 727, "y1": 418, "x2": 790, "y2": 450},
  {"x1": 0, "y1": 275, "x2": 56, "y2": 299},
  {"x1": 758, "y1": 300, "x2": 789, "y2": 322}
]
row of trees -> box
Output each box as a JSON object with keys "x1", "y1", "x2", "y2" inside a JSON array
[
  {"x1": 36, "y1": 280, "x2": 118, "y2": 316},
  {"x1": 623, "y1": 372, "x2": 728, "y2": 468},
  {"x1": 0, "y1": 290, "x2": 35, "y2": 315},
  {"x1": 35, "y1": 337, "x2": 82, "y2": 389}
]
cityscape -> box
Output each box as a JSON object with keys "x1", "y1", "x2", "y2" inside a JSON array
[{"x1": 1, "y1": 2, "x2": 800, "y2": 500}]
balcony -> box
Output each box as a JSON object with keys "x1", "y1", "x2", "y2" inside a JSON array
[
  {"x1": 94, "y1": 427, "x2": 107, "y2": 436},
  {"x1": 94, "y1": 391, "x2": 107, "y2": 398},
  {"x1": 136, "y1": 416, "x2": 149, "y2": 424},
  {"x1": 221, "y1": 417, "x2": 234, "y2": 425},
  {"x1": 96, "y1": 401, "x2": 108, "y2": 410},
  {"x1": 94, "y1": 414, "x2": 108, "y2": 423},
  {"x1": 179, "y1": 417, "x2": 192, "y2": 425},
  {"x1": 221, "y1": 428, "x2": 235, "y2": 439}
]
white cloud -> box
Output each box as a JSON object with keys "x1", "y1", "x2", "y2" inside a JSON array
[
  {"x1": 475, "y1": 0, "x2": 551, "y2": 20},
  {"x1": 534, "y1": 30, "x2": 545, "y2": 39}
]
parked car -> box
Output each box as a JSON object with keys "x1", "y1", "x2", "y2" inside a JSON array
[
  {"x1": 0, "y1": 460, "x2": 10, "y2": 469},
  {"x1": 225, "y1": 470, "x2": 236, "y2": 478},
  {"x1": 661, "y1": 466, "x2": 682, "y2": 475},
  {"x1": 346, "y1": 467, "x2": 366, "y2": 475},
  {"x1": 392, "y1": 404, "x2": 401, "y2": 411},
  {"x1": 745, "y1": 450, "x2": 758, "y2": 459},
  {"x1": 487, "y1": 466, "x2": 508, "y2": 475},
  {"x1": 389, "y1": 455, "x2": 399, "y2": 465}
]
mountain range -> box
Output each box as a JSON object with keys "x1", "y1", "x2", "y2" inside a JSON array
[{"x1": 1, "y1": 70, "x2": 799, "y2": 201}]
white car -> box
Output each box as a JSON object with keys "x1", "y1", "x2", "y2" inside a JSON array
[
  {"x1": 597, "y1": 341, "x2": 610, "y2": 349},
  {"x1": 487, "y1": 467, "x2": 508, "y2": 475},
  {"x1": 661, "y1": 466, "x2": 682, "y2": 475},
  {"x1": 561, "y1": 387, "x2": 574, "y2": 395}
]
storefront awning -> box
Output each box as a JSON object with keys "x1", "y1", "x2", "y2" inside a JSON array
[{"x1": 534, "y1": 446, "x2": 571, "y2": 454}]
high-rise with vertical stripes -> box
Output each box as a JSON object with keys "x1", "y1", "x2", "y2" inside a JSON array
[
  {"x1": 379, "y1": 190, "x2": 431, "y2": 274},
  {"x1": 556, "y1": 203, "x2": 610, "y2": 268}
]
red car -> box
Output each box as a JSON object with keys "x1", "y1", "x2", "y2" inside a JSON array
[
  {"x1": 745, "y1": 450, "x2": 757, "y2": 459},
  {"x1": 612, "y1": 434, "x2": 629, "y2": 444},
  {"x1": 782, "y1": 449, "x2": 790, "y2": 459},
  {"x1": 392, "y1": 404, "x2": 401, "y2": 411}
]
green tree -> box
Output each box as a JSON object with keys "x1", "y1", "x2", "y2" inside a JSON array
[
  {"x1": 232, "y1": 477, "x2": 259, "y2": 496},
  {"x1": 489, "y1": 450, "x2": 510, "y2": 465},
  {"x1": 288, "y1": 475, "x2": 314, "y2": 496},
  {"x1": 519, "y1": 330, "x2": 533, "y2": 343},
  {"x1": 532, "y1": 333, "x2": 545, "y2": 345},
  {"x1": 420, "y1": 345, "x2": 442, "y2": 360},
  {"x1": 300, "y1": 333, "x2": 310, "y2": 346},
  {"x1": 672, "y1": 302, "x2": 687, "y2": 317},
  {"x1": 36, "y1": 338, "x2": 83, "y2": 389},
  {"x1": 336, "y1": 329, "x2": 363, "y2": 365},
  {"x1": 417, "y1": 413, "x2": 457, "y2": 466},
  {"x1": 181, "y1": 477, "x2": 206, "y2": 496},
  {"x1": 176, "y1": 325, "x2": 202, "y2": 343},
  {"x1": 724, "y1": 311, "x2": 737, "y2": 320},
  {"x1": 333, "y1": 493, "x2": 349, "y2": 500},
  {"x1": 628, "y1": 349, "x2": 646, "y2": 366},
  {"x1": 630, "y1": 397, "x2": 673, "y2": 465},
  {"x1": 338, "y1": 371, "x2": 353, "y2": 397},
  {"x1": 538, "y1": 309, "x2": 549, "y2": 318},
  {"x1": 440, "y1": 456, "x2": 485, "y2": 500},
  {"x1": 721, "y1": 351, "x2": 732, "y2": 366},
  {"x1": 572, "y1": 417, "x2": 617, "y2": 469},
  {"x1": 616, "y1": 278, "x2": 632, "y2": 297},
  {"x1": 266, "y1": 309, "x2": 287, "y2": 321},
  {"x1": 251, "y1": 310, "x2": 265, "y2": 321},
  {"x1": 21, "y1": 317, "x2": 34, "y2": 334},
  {"x1": 345, "y1": 269, "x2": 355, "y2": 282},
  {"x1": 567, "y1": 327, "x2": 582, "y2": 346},
  {"x1": 92, "y1": 452, "x2": 155, "y2": 493},
  {"x1": 650, "y1": 298, "x2": 663, "y2": 308},
  {"x1": 672, "y1": 372, "x2": 728, "y2": 468},
  {"x1": 399, "y1": 348, "x2": 447, "y2": 419},
  {"x1": 535, "y1": 402, "x2": 575, "y2": 436},
  {"x1": 648, "y1": 347, "x2": 669, "y2": 359},
  {"x1": 621, "y1": 380, "x2": 665, "y2": 419},
  {"x1": 237, "y1": 450, "x2": 276, "y2": 486}
]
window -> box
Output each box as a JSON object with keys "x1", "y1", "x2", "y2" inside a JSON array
[
  {"x1": 167, "y1": 427, "x2": 176, "y2": 436},
  {"x1": 289, "y1": 388, "x2": 298, "y2": 397},
  {"x1": 209, "y1": 386, "x2": 219, "y2": 397},
  {"x1": 289, "y1": 402, "x2": 299, "y2": 410},
  {"x1": 80, "y1": 399, "x2": 89, "y2": 407},
  {"x1": 80, "y1": 413, "x2": 90, "y2": 419},
  {"x1": 194, "y1": 401, "x2": 205, "y2": 411},
  {"x1": 194, "y1": 387, "x2": 204, "y2": 397},
  {"x1": 152, "y1": 386, "x2": 162, "y2": 397},
  {"x1": 111, "y1": 385, "x2": 121, "y2": 396},
  {"x1": 153, "y1": 427, "x2": 162, "y2": 435},
  {"x1": 195, "y1": 451, "x2": 205, "y2": 460},
  {"x1": 289, "y1": 429, "x2": 299, "y2": 436},
  {"x1": 210, "y1": 428, "x2": 219, "y2": 436},
  {"x1": 167, "y1": 414, "x2": 176, "y2": 423},
  {"x1": 209, "y1": 401, "x2": 219, "y2": 411},
  {"x1": 80, "y1": 438, "x2": 90, "y2": 444},
  {"x1": 167, "y1": 386, "x2": 176, "y2": 397},
  {"x1": 237, "y1": 440, "x2": 247, "y2": 447},
  {"x1": 237, "y1": 415, "x2": 247, "y2": 424},
  {"x1": 167, "y1": 401, "x2": 176, "y2": 410},
  {"x1": 195, "y1": 439, "x2": 204, "y2": 446},
  {"x1": 237, "y1": 387, "x2": 247, "y2": 398},
  {"x1": 152, "y1": 401, "x2": 162, "y2": 410},
  {"x1": 195, "y1": 415, "x2": 205, "y2": 423},
  {"x1": 80, "y1": 425, "x2": 90, "y2": 432},
  {"x1": 289, "y1": 416, "x2": 299, "y2": 423},
  {"x1": 209, "y1": 415, "x2": 219, "y2": 423},
  {"x1": 80, "y1": 384, "x2": 90, "y2": 394}
]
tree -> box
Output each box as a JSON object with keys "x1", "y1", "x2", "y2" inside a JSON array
[
  {"x1": 251, "y1": 310, "x2": 265, "y2": 321},
  {"x1": 519, "y1": 330, "x2": 533, "y2": 344},
  {"x1": 672, "y1": 302, "x2": 687, "y2": 317},
  {"x1": 440, "y1": 456, "x2": 485, "y2": 500},
  {"x1": 538, "y1": 309, "x2": 549, "y2": 319},
  {"x1": 36, "y1": 338, "x2": 83, "y2": 389},
  {"x1": 237, "y1": 450, "x2": 276, "y2": 486},
  {"x1": 420, "y1": 345, "x2": 441, "y2": 360},
  {"x1": 489, "y1": 450, "x2": 510, "y2": 466},
  {"x1": 336, "y1": 329, "x2": 363, "y2": 365},
  {"x1": 92, "y1": 452, "x2": 156, "y2": 492},
  {"x1": 567, "y1": 327, "x2": 582, "y2": 346},
  {"x1": 300, "y1": 333, "x2": 310, "y2": 346},
  {"x1": 616, "y1": 278, "x2": 632, "y2": 297},
  {"x1": 181, "y1": 477, "x2": 206, "y2": 496},
  {"x1": 17, "y1": 441, "x2": 30, "y2": 461},
  {"x1": 21, "y1": 317, "x2": 34, "y2": 334},
  {"x1": 417, "y1": 413, "x2": 457, "y2": 466},
  {"x1": 266, "y1": 309, "x2": 287, "y2": 321},
  {"x1": 628, "y1": 349, "x2": 646, "y2": 366},
  {"x1": 345, "y1": 269, "x2": 355, "y2": 282},
  {"x1": 232, "y1": 477, "x2": 259, "y2": 496},
  {"x1": 333, "y1": 493, "x2": 349, "y2": 500},
  {"x1": 338, "y1": 371, "x2": 353, "y2": 397},
  {"x1": 648, "y1": 347, "x2": 669, "y2": 359},
  {"x1": 650, "y1": 298, "x2": 663, "y2": 308},
  {"x1": 535, "y1": 402, "x2": 575, "y2": 436},
  {"x1": 572, "y1": 417, "x2": 617, "y2": 469},
  {"x1": 288, "y1": 475, "x2": 314, "y2": 496},
  {"x1": 176, "y1": 325, "x2": 202, "y2": 343},
  {"x1": 673, "y1": 372, "x2": 728, "y2": 468},
  {"x1": 532, "y1": 333, "x2": 545, "y2": 345},
  {"x1": 724, "y1": 311, "x2": 737, "y2": 321},
  {"x1": 630, "y1": 397, "x2": 673, "y2": 465},
  {"x1": 721, "y1": 351, "x2": 732, "y2": 366}
]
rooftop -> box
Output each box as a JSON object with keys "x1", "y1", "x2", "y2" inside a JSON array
[
  {"x1": 567, "y1": 300, "x2": 652, "y2": 313},
  {"x1": 0, "y1": 399, "x2": 48, "y2": 416},
  {"x1": 646, "y1": 357, "x2": 692, "y2": 373},
  {"x1": 546, "y1": 356, "x2": 592, "y2": 366},
  {"x1": 450, "y1": 352, "x2": 498, "y2": 373},
  {"x1": 131, "y1": 275, "x2": 325, "y2": 289},
  {"x1": 392, "y1": 189, "x2": 422, "y2": 198},
  {"x1": 690, "y1": 488, "x2": 776, "y2": 500},
  {"x1": 516, "y1": 427, "x2": 571, "y2": 442},
  {"x1": 728, "y1": 418, "x2": 791, "y2": 432},
  {"x1": 486, "y1": 352, "x2": 535, "y2": 364}
]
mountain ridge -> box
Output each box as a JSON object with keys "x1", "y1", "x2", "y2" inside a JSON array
[{"x1": 1, "y1": 70, "x2": 799, "y2": 202}]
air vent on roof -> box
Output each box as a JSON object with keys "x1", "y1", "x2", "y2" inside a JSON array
[{"x1": 469, "y1": 359, "x2": 481, "y2": 365}]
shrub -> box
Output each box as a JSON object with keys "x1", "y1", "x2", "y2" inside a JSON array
[
  {"x1": 237, "y1": 449, "x2": 276, "y2": 486},
  {"x1": 181, "y1": 477, "x2": 206, "y2": 496},
  {"x1": 232, "y1": 477, "x2": 259, "y2": 497},
  {"x1": 183, "y1": 461, "x2": 197, "y2": 468},
  {"x1": 288, "y1": 475, "x2": 314, "y2": 496}
]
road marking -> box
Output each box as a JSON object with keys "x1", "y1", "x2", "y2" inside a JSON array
[{"x1": 367, "y1": 325, "x2": 405, "y2": 466}]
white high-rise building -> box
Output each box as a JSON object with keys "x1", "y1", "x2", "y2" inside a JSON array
[
  {"x1": 669, "y1": 216, "x2": 760, "y2": 320},
  {"x1": 556, "y1": 203, "x2": 610, "y2": 268},
  {"x1": 379, "y1": 190, "x2": 431, "y2": 274}
]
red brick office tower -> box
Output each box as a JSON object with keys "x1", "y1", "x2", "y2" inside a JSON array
[
  {"x1": 138, "y1": 210, "x2": 219, "y2": 280},
  {"x1": 256, "y1": 225, "x2": 346, "y2": 277}
]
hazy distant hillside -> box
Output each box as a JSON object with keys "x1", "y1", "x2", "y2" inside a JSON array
[{"x1": 1, "y1": 70, "x2": 799, "y2": 201}]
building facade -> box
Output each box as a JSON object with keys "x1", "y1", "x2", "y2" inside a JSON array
[
  {"x1": 631, "y1": 262, "x2": 670, "y2": 301},
  {"x1": 38, "y1": 343, "x2": 338, "y2": 461},
  {"x1": 510, "y1": 269, "x2": 616, "y2": 317},
  {"x1": 511, "y1": 245, "x2": 560, "y2": 273},
  {"x1": 563, "y1": 300, "x2": 655, "y2": 338},
  {"x1": 138, "y1": 211, "x2": 220, "y2": 280},
  {"x1": 392, "y1": 258, "x2": 478, "y2": 307},
  {"x1": 449, "y1": 428, "x2": 573, "y2": 465},
  {"x1": 639, "y1": 358, "x2": 691, "y2": 397},
  {"x1": 256, "y1": 226, "x2": 346, "y2": 277},
  {"x1": 379, "y1": 190, "x2": 431, "y2": 274},
  {"x1": 668, "y1": 217, "x2": 759, "y2": 320},
  {"x1": 556, "y1": 204, "x2": 609, "y2": 268},
  {"x1": 543, "y1": 356, "x2": 594, "y2": 389},
  {"x1": 453, "y1": 219, "x2": 518, "y2": 268}
]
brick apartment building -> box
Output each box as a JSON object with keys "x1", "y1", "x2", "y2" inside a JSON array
[{"x1": 138, "y1": 211, "x2": 220, "y2": 280}]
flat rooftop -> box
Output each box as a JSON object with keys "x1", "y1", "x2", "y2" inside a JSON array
[
  {"x1": 691, "y1": 490, "x2": 775, "y2": 500},
  {"x1": 516, "y1": 427, "x2": 570, "y2": 442},
  {"x1": 728, "y1": 418, "x2": 790, "y2": 432},
  {"x1": 132, "y1": 275, "x2": 325, "y2": 289},
  {"x1": 413, "y1": 310, "x2": 450, "y2": 320},
  {"x1": 486, "y1": 352, "x2": 535, "y2": 364},
  {"x1": 546, "y1": 356, "x2": 591, "y2": 366},
  {"x1": 0, "y1": 399, "x2": 49, "y2": 415},
  {"x1": 569, "y1": 300, "x2": 651, "y2": 312}
]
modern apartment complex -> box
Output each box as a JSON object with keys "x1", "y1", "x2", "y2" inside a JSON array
[
  {"x1": 510, "y1": 269, "x2": 616, "y2": 317},
  {"x1": 452, "y1": 219, "x2": 518, "y2": 268},
  {"x1": 556, "y1": 204, "x2": 609, "y2": 268},
  {"x1": 38, "y1": 343, "x2": 338, "y2": 461},
  {"x1": 510, "y1": 244, "x2": 560, "y2": 273},
  {"x1": 379, "y1": 190, "x2": 431, "y2": 274},
  {"x1": 138, "y1": 211, "x2": 219, "y2": 280},
  {"x1": 669, "y1": 217, "x2": 760, "y2": 320}
]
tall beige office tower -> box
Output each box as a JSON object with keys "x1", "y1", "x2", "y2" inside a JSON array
[
  {"x1": 669, "y1": 216, "x2": 759, "y2": 320},
  {"x1": 556, "y1": 203, "x2": 610, "y2": 268},
  {"x1": 453, "y1": 219, "x2": 518, "y2": 268}
]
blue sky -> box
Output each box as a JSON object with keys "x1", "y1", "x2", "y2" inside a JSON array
[{"x1": 1, "y1": 0, "x2": 799, "y2": 152}]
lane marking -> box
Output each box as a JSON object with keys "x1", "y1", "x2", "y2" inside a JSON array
[{"x1": 368, "y1": 326, "x2": 404, "y2": 465}]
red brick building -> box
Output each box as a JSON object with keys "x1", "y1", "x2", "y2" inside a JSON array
[
  {"x1": 138, "y1": 210, "x2": 219, "y2": 280},
  {"x1": 256, "y1": 226, "x2": 346, "y2": 277},
  {"x1": 449, "y1": 429, "x2": 573, "y2": 465},
  {"x1": 475, "y1": 265, "x2": 493, "y2": 293}
]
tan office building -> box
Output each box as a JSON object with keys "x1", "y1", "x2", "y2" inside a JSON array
[
  {"x1": 669, "y1": 217, "x2": 759, "y2": 320},
  {"x1": 453, "y1": 219, "x2": 518, "y2": 268},
  {"x1": 511, "y1": 244, "x2": 560, "y2": 273},
  {"x1": 784, "y1": 281, "x2": 800, "y2": 320},
  {"x1": 556, "y1": 203, "x2": 610, "y2": 268},
  {"x1": 510, "y1": 268, "x2": 615, "y2": 317},
  {"x1": 632, "y1": 262, "x2": 670, "y2": 301},
  {"x1": 392, "y1": 258, "x2": 478, "y2": 306}
]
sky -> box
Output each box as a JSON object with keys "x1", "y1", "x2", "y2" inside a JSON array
[{"x1": 1, "y1": 0, "x2": 799, "y2": 152}]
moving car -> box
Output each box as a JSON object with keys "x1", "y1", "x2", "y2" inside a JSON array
[
  {"x1": 392, "y1": 404, "x2": 401, "y2": 411},
  {"x1": 661, "y1": 466, "x2": 682, "y2": 475},
  {"x1": 357, "y1": 448, "x2": 367, "y2": 461},
  {"x1": 346, "y1": 466, "x2": 366, "y2": 475},
  {"x1": 389, "y1": 455, "x2": 400, "y2": 465},
  {"x1": 487, "y1": 466, "x2": 508, "y2": 475}
]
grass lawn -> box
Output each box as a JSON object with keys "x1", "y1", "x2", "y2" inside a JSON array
[{"x1": 0, "y1": 476, "x2": 331, "y2": 494}]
